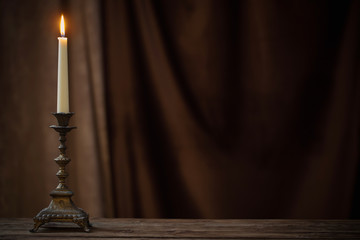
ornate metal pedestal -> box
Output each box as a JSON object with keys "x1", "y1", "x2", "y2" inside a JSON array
[{"x1": 30, "y1": 113, "x2": 91, "y2": 233}]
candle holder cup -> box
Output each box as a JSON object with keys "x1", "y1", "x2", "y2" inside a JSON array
[{"x1": 30, "y1": 112, "x2": 91, "y2": 233}]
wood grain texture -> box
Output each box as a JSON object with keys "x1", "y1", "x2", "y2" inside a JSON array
[{"x1": 0, "y1": 218, "x2": 360, "y2": 239}]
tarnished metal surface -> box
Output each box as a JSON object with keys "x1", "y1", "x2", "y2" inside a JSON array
[{"x1": 30, "y1": 113, "x2": 91, "y2": 233}]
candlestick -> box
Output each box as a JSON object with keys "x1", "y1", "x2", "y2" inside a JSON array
[
  {"x1": 30, "y1": 113, "x2": 91, "y2": 233},
  {"x1": 57, "y1": 15, "x2": 69, "y2": 113}
]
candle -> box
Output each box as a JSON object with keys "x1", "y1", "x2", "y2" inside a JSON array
[{"x1": 57, "y1": 14, "x2": 69, "y2": 113}]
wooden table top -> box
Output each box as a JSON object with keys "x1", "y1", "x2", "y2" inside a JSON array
[{"x1": 1, "y1": 218, "x2": 360, "y2": 239}]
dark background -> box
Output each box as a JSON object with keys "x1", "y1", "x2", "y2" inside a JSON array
[{"x1": 0, "y1": 0, "x2": 359, "y2": 219}]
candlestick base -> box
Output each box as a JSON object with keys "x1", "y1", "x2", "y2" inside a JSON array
[
  {"x1": 30, "y1": 190, "x2": 91, "y2": 232},
  {"x1": 30, "y1": 113, "x2": 91, "y2": 233}
]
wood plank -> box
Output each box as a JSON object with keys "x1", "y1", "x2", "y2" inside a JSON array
[{"x1": 0, "y1": 218, "x2": 359, "y2": 239}]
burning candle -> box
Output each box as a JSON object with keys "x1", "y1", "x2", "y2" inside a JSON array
[{"x1": 57, "y1": 14, "x2": 69, "y2": 113}]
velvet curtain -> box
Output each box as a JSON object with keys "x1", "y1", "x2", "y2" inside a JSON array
[{"x1": 0, "y1": 0, "x2": 359, "y2": 218}]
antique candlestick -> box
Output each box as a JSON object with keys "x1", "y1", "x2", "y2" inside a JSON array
[{"x1": 30, "y1": 112, "x2": 91, "y2": 233}]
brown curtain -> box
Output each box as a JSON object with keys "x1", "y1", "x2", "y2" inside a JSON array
[
  {"x1": 1, "y1": 0, "x2": 359, "y2": 219},
  {"x1": 103, "y1": 0, "x2": 360, "y2": 218}
]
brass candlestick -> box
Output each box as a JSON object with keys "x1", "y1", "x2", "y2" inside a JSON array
[{"x1": 30, "y1": 112, "x2": 91, "y2": 233}]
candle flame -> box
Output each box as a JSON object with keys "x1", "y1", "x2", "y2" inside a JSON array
[{"x1": 60, "y1": 14, "x2": 65, "y2": 37}]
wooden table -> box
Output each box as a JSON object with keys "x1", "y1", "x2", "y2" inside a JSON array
[{"x1": 1, "y1": 218, "x2": 360, "y2": 239}]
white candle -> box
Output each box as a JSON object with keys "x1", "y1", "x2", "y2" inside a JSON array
[{"x1": 57, "y1": 15, "x2": 69, "y2": 113}]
